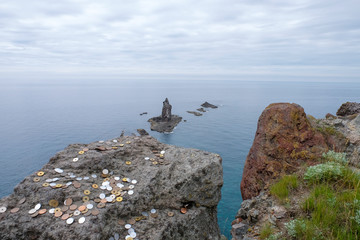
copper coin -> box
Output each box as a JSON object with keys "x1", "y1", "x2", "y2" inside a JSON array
[
  {"x1": 83, "y1": 148, "x2": 89, "y2": 152},
  {"x1": 94, "y1": 198, "x2": 101, "y2": 203},
  {"x1": 97, "y1": 203, "x2": 105, "y2": 208},
  {"x1": 61, "y1": 213, "x2": 70, "y2": 220},
  {"x1": 64, "y1": 198, "x2": 73, "y2": 206},
  {"x1": 69, "y1": 204, "x2": 78, "y2": 211},
  {"x1": 78, "y1": 205, "x2": 86, "y2": 211},
  {"x1": 31, "y1": 212, "x2": 39, "y2": 218},
  {"x1": 38, "y1": 209, "x2": 47, "y2": 215},
  {"x1": 84, "y1": 211, "x2": 92, "y2": 217},
  {"x1": 180, "y1": 208, "x2": 187, "y2": 214},
  {"x1": 10, "y1": 208, "x2": 20, "y2": 213},
  {"x1": 100, "y1": 199, "x2": 107, "y2": 204},
  {"x1": 73, "y1": 181, "x2": 81, "y2": 188},
  {"x1": 54, "y1": 211, "x2": 63, "y2": 217},
  {"x1": 118, "y1": 219, "x2": 125, "y2": 225},
  {"x1": 128, "y1": 219, "x2": 136, "y2": 225},
  {"x1": 18, "y1": 198, "x2": 26, "y2": 205},
  {"x1": 91, "y1": 209, "x2": 100, "y2": 216},
  {"x1": 61, "y1": 206, "x2": 69, "y2": 212},
  {"x1": 150, "y1": 213, "x2": 158, "y2": 218}
]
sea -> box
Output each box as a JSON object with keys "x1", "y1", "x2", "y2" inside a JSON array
[{"x1": 1, "y1": 79, "x2": 359, "y2": 238}]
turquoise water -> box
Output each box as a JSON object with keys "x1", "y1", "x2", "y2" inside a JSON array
[{"x1": 0, "y1": 80, "x2": 360, "y2": 238}]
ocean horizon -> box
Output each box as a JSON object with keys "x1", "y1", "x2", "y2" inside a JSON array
[{"x1": 1, "y1": 79, "x2": 360, "y2": 238}]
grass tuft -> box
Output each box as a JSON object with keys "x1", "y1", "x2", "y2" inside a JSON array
[
  {"x1": 259, "y1": 222, "x2": 274, "y2": 239},
  {"x1": 270, "y1": 175, "x2": 298, "y2": 201}
]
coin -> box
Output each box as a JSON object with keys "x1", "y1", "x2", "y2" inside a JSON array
[
  {"x1": 94, "y1": 198, "x2": 101, "y2": 203},
  {"x1": 118, "y1": 219, "x2": 125, "y2": 225},
  {"x1": 125, "y1": 237, "x2": 133, "y2": 240},
  {"x1": 73, "y1": 158, "x2": 79, "y2": 162},
  {"x1": 125, "y1": 161, "x2": 131, "y2": 165},
  {"x1": 54, "y1": 207, "x2": 61, "y2": 212},
  {"x1": 135, "y1": 217, "x2": 142, "y2": 221},
  {"x1": 78, "y1": 205, "x2": 86, "y2": 211},
  {"x1": 126, "y1": 141, "x2": 131, "y2": 144},
  {"x1": 180, "y1": 208, "x2": 187, "y2": 214},
  {"x1": 83, "y1": 148, "x2": 89, "y2": 152},
  {"x1": 61, "y1": 206, "x2": 69, "y2": 212},
  {"x1": 83, "y1": 196, "x2": 90, "y2": 202},
  {"x1": 31, "y1": 212, "x2": 39, "y2": 218},
  {"x1": 55, "y1": 184, "x2": 62, "y2": 188},
  {"x1": 131, "y1": 180, "x2": 137, "y2": 184},
  {"x1": 79, "y1": 217, "x2": 85, "y2": 224},
  {"x1": 54, "y1": 211, "x2": 63, "y2": 217},
  {"x1": 37, "y1": 171, "x2": 45, "y2": 177},
  {"x1": 49, "y1": 208, "x2": 55, "y2": 214},
  {"x1": 92, "y1": 184, "x2": 98, "y2": 189},
  {"x1": 167, "y1": 212, "x2": 174, "y2": 217},
  {"x1": 122, "y1": 178, "x2": 128, "y2": 182},
  {"x1": 150, "y1": 213, "x2": 158, "y2": 218},
  {"x1": 84, "y1": 190, "x2": 91, "y2": 195},
  {"x1": 38, "y1": 209, "x2": 47, "y2": 215},
  {"x1": 18, "y1": 198, "x2": 26, "y2": 205},
  {"x1": 0, "y1": 207, "x2": 7, "y2": 213},
  {"x1": 125, "y1": 224, "x2": 131, "y2": 229},
  {"x1": 152, "y1": 161, "x2": 158, "y2": 165},
  {"x1": 69, "y1": 204, "x2": 78, "y2": 211},
  {"x1": 42, "y1": 183, "x2": 50, "y2": 187},
  {"x1": 128, "y1": 219, "x2": 136, "y2": 225},
  {"x1": 54, "y1": 168, "x2": 63, "y2": 173},
  {"x1": 66, "y1": 217, "x2": 74, "y2": 225},
  {"x1": 144, "y1": 157, "x2": 150, "y2": 160},
  {"x1": 28, "y1": 209, "x2": 36, "y2": 215},
  {"x1": 86, "y1": 204, "x2": 93, "y2": 210},
  {"x1": 61, "y1": 213, "x2": 70, "y2": 220},
  {"x1": 102, "y1": 169, "x2": 109, "y2": 175},
  {"x1": 119, "y1": 144, "x2": 124, "y2": 147},
  {"x1": 73, "y1": 181, "x2": 81, "y2": 188},
  {"x1": 91, "y1": 209, "x2": 100, "y2": 216},
  {"x1": 65, "y1": 198, "x2": 73, "y2": 206},
  {"x1": 97, "y1": 203, "x2": 105, "y2": 208},
  {"x1": 78, "y1": 151, "x2": 85, "y2": 155},
  {"x1": 33, "y1": 177, "x2": 41, "y2": 182},
  {"x1": 10, "y1": 207, "x2": 19, "y2": 213},
  {"x1": 116, "y1": 197, "x2": 123, "y2": 202},
  {"x1": 34, "y1": 203, "x2": 41, "y2": 210},
  {"x1": 74, "y1": 210, "x2": 81, "y2": 216},
  {"x1": 49, "y1": 199, "x2": 59, "y2": 207},
  {"x1": 112, "y1": 147, "x2": 118, "y2": 149},
  {"x1": 128, "y1": 190, "x2": 134, "y2": 195}
]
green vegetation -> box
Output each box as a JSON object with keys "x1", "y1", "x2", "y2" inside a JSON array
[
  {"x1": 322, "y1": 150, "x2": 348, "y2": 165},
  {"x1": 259, "y1": 222, "x2": 274, "y2": 239},
  {"x1": 270, "y1": 175, "x2": 298, "y2": 201},
  {"x1": 303, "y1": 162, "x2": 344, "y2": 183}
]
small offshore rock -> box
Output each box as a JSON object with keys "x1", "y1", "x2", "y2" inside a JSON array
[
  {"x1": 187, "y1": 111, "x2": 203, "y2": 116},
  {"x1": 136, "y1": 129, "x2": 149, "y2": 136},
  {"x1": 148, "y1": 98, "x2": 182, "y2": 133},
  {"x1": 336, "y1": 102, "x2": 360, "y2": 117},
  {"x1": 201, "y1": 102, "x2": 218, "y2": 108},
  {"x1": 139, "y1": 112, "x2": 148, "y2": 116},
  {"x1": 197, "y1": 108, "x2": 206, "y2": 112}
]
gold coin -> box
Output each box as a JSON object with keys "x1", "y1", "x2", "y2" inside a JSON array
[
  {"x1": 125, "y1": 161, "x2": 131, "y2": 165},
  {"x1": 49, "y1": 199, "x2": 59, "y2": 207},
  {"x1": 112, "y1": 147, "x2": 118, "y2": 149},
  {"x1": 122, "y1": 178, "x2": 128, "y2": 182},
  {"x1": 82, "y1": 196, "x2": 90, "y2": 202},
  {"x1": 84, "y1": 190, "x2": 91, "y2": 195},
  {"x1": 104, "y1": 178, "x2": 110, "y2": 182},
  {"x1": 126, "y1": 237, "x2": 133, "y2": 240},
  {"x1": 55, "y1": 184, "x2": 62, "y2": 188},
  {"x1": 150, "y1": 158, "x2": 155, "y2": 161},
  {"x1": 92, "y1": 184, "x2": 98, "y2": 189},
  {"x1": 126, "y1": 141, "x2": 131, "y2": 144},
  {"x1": 33, "y1": 177, "x2": 41, "y2": 182},
  {"x1": 42, "y1": 183, "x2": 49, "y2": 187},
  {"x1": 37, "y1": 171, "x2": 45, "y2": 177},
  {"x1": 54, "y1": 207, "x2": 61, "y2": 212},
  {"x1": 159, "y1": 154, "x2": 164, "y2": 158},
  {"x1": 116, "y1": 197, "x2": 123, "y2": 202},
  {"x1": 78, "y1": 151, "x2": 85, "y2": 155},
  {"x1": 81, "y1": 208, "x2": 88, "y2": 214},
  {"x1": 111, "y1": 190, "x2": 117, "y2": 195},
  {"x1": 152, "y1": 161, "x2": 158, "y2": 165},
  {"x1": 119, "y1": 144, "x2": 124, "y2": 147},
  {"x1": 135, "y1": 217, "x2": 142, "y2": 221},
  {"x1": 168, "y1": 211, "x2": 174, "y2": 217}
]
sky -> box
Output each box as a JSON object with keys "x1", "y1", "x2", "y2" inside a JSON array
[{"x1": 1, "y1": 0, "x2": 360, "y2": 81}]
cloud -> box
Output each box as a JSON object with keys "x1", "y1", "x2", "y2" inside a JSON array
[{"x1": 0, "y1": 0, "x2": 359, "y2": 81}]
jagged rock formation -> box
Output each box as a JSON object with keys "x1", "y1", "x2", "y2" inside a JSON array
[
  {"x1": 336, "y1": 102, "x2": 360, "y2": 117},
  {"x1": 148, "y1": 98, "x2": 182, "y2": 133},
  {"x1": 201, "y1": 102, "x2": 218, "y2": 109},
  {"x1": 0, "y1": 135, "x2": 223, "y2": 240},
  {"x1": 240, "y1": 103, "x2": 346, "y2": 200},
  {"x1": 187, "y1": 111, "x2": 203, "y2": 116}
]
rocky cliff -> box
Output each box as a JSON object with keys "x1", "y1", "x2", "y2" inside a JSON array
[{"x1": 0, "y1": 135, "x2": 223, "y2": 240}]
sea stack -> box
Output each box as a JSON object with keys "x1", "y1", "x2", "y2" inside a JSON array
[{"x1": 148, "y1": 98, "x2": 182, "y2": 133}]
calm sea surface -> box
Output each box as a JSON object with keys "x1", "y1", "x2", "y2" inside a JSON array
[{"x1": 1, "y1": 80, "x2": 359, "y2": 237}]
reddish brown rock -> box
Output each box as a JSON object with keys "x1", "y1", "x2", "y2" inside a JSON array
[{"x1": 240, "y1": 103, "x2": 345, "y2": 200}]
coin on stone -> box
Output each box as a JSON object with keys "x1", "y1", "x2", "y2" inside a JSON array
[
  {"x1": 97, "y1": 203, "x2": 105, "y2": 208},
  {"x1": 125, "y1": 224, "x2": 131, "y2": 229},
  {"x1": 56, "y1": 184, "x2": 62, "y2": 188},
  {"x1": 116, "y1": 197, "x2": 123, "y2": 202},
  {"x1": 84, "y1": 190, "x2": 91, "y2": 195},
  {"x1": 73, "y1": 210, "x2": 81, "y2": 216},
  {"x1": 37, "y1": 171, "x2": 45, "y2": 177},
  {"x1": 152, "y1": 161, "x2": 158, "y2": 165},
  {"x1": 34, "y1": 203, "x2": 41, "y2": 210},
  {"x1": 135, "y1": 217, "x2": 142, "y2": 221},
  {"x1": 49, "y1": 199, "x2": 59, "y2": 207},
  {"x1": 122, "y1": 178, "x2": 128, "y2": 182},
  {"x1": 18, "y1": 197, "x2": 26, "y2": 205},
  {"x1": 78, "y1": 151, "x2": 85, "y2": 155},
  {"x1": 54, "y1": 211, "x2": 63, "y2": 217},
  {"x1": 180, "y1": 208, "x2": 187, "y2": 214},
  {"x1": 128, "y1": 190, "x2": 134, "y2": 195},
  {"x1": 125, "y1": 161, "x2": 131, "y2": 165},
  {"x1": 102, "y1": 169, "x2": 109, "y2": 175},
  {"x1": 79, "y1": 216, "x2": 85, "y2": 224},
  {"x1": 33, "y1": 177, "x2": 41, "y2": 182},
  {"x1": 31, "y1": 212, "x2": 39, "y2": 218},
  {"x1": 91, "y1": 209, "x2": 100, "y2": 216},
  {"x1": 65, "y1": 198, "x2": 73, "y2": 206},
  {"x1": 38, "y1": 209, "x2": 47, "y2": 215},
  {"x1": 128, "y1": 219, "x2": 136, "y2": 225},
  {"x1": 61, "y1": 213, "x2": 70, "y2": 220},
  {"x1": 94, "y1": 198, "x2": 101, "y2": 203},
  {"x1": 73, "y1": 181, "x2": 81, "y2": 188},
  {"x1": 86, "y1": 203, "x2": 93, "y2": 210},
  {"x1": 42, "y1": 183, "x2": 49, "y2": 187},
  {"x1": 92, "y1": 184, "x2": 98, "y2": 189},
  {"x1": 126, "y1": 141, "x2": 131, "y2": 144},
  {"x1": 73, "y1": 157, "x2": 79, "y2": 162},
  {"x1": 0, "y1": 207, "x2": 7, "y2": 213},
  {"x1": 150, "y1": 213, "x2": 158, "y2": 218},
  {"x1": 66, "y1": 217, "x2": 74, "y2": 225},
  {"x1": 61, "y1": 206, "x2": 69, "y2": 212},
  {"x1": 69, "y1": 204, "x2": 78, "y2": 211},
  {"x1": 167, "y1": 212, "x2": 174, "y2": 217},
  {"x1": 83, "y1": 196, "x2": 90, "y2": 202},
  {"x1": 10, "y1": 207, "x2": 19, "y2": 213},
  {"x1": 83, "y1": 148, "x2": 89, "y2": 152},
  {"x1": 78, "y1": 205, "x2": 86, "y2": 211}
]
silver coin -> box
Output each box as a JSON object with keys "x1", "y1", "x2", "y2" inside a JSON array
[
  {"x1": 117, "y1": 183, "x2": 124, "y2": 188},
  {"x1": 83, "y1": 176, "x2": 89, "y2": 180},
  {"x1": 102, "y1": 181, "x2": 109, "y2": 186},
  {"x1": 102, "y1": 169, "x2": 109, "y2": 175},
  {"x1": 125, "y1": 224, "x2": 131, "y2": 229},
  {"x1": 34, "y1": 203, "x2": 41, "y2": 210},
  {"x1": 86, "y1": 204, "x2": 94, "y2": 210},
  {"x1": 144, "y1": 157, "x2": 150, "y2": 160},
  {"x1": 141, "y1": 212, "x2": 148, "y2": 217},
  {"x1": 129, "y1": 185, "x2": 134, "y2": 189},
  {"x1": 114, "y1": 233, "x2": 119, "y2": 240},
  {"x1": 128, "y1": 190, "x2": 134, "y2": 195},
  {"x1": 113, "y1": 139, "x2": 118, "y2": 143},
  {"x1": 128, "y1": 228, "x2": 135, "y2": 234},
  {"x1": 53, "y1": 178, "x2": 59, "y2": 181},
  {"x1": 99, "y1": 140, "x2": 104, "y2": 143},
  {"x1": 125, "y1": 236, "x2": 131, "y2": 240},
  {"x1": 73, "y1": 158, "x2": 79, "y2": 162},
  {"x1": 78, "y1": 216, "x2": 85, "y2": 224},
  {"x1": 106, "y1": 197, "x2": 113, "y2": 202},
  {"x1": 28, "y1": 208, "x2": 36, "y2": 214},
  {"x1": 49, "y1": 208, "x2": 55, "y2": 214},
  {"x1": 100, "y1": 185, "x2": 106, "y2": 190},
  {"x1": 106, "y1": 186, "x2": 113, "y2": 191},
  {"x1": 46, "y1": 179, "x2": 53, "y2": 183},
  {"x1": 99, "y1": 193, "x2": 106, "y2": 199},
  {"x1": 66, "y1": 182, "x2": 72, "y2": 186},
  {"x1": 76, "y1": 177, "x2": 82, "y2": 181},
  {"x1": 74, "y1": 210, "x2": 81, "y2": 216},
  {"x1": 160, "y1": 150, "x2": 165, "y2": 154},
  {"x1": 109, "y1": 237, "x2": 114, "y2": 240},
  {"x1": 150, "y1": 209, "x2": 156, "y2": 214},
  {"x1": 54, "y1": 168, "x2": 63, "y2": 173},
  {"x1": 0, "y1": 207, "x2": 7, "y2": 213},
  {"x1": 130, "y1": 232, "x2": 136, "y2": 238},
  {"x1": 91, "y1": 174, "x2": 97, "y2": 178},
  {"x1": 131, "y1": 180, "x2": 137, "y2": 184},
  {"x1": 66, "y1": 217, "x2": 74, "y2": 224},
  {"x1": 70, "y1": 175, "x2": 76, "y2": 178},
  {"x1": 50, "y1": 183, "x2": 56, "y2": 187},
  {"x1": 114, "y1": 177, "x2": 120, "y2": 181}
]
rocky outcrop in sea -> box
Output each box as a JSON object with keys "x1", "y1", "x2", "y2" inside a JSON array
[
  {"x1": 0, "y1": 135, "x2": 223, "y2": 240},
  {"x1": 148, "y1": 98, "x2": 182, "y2": 133}
]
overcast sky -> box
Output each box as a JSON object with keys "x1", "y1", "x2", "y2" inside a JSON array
[{"x1": 1, "y1": 0, "x2": 360, "y2": 81}]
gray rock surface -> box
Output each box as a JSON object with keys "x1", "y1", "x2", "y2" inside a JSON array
[
  {"x1": 148, "y1": 98, "x2": 182, "y2": 133},
  {"x1": 201, "y1": 102, "x2": 218, "y2": 109},
  {"x1": 0, "y1": 135, "x2": 223, "y2": 240},
  {"x1": 187, "y1": 111, "x2": 203, "y2": 116},
  {"x1": 336, "y1": 102, "x2": 360, "y2": 116}
]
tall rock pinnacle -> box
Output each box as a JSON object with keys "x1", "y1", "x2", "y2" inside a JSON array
[{"x1": 161, "y1": 98, "x2": 172, "y2": 121}]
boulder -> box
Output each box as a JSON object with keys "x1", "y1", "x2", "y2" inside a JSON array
[
  {"x1": 201, "y1": 102, "x2": 218, "y2": 109},
  {"x1": 0, "y1": 135, "x2": 223, "y2": 240},
  {"x1": 148, "y1": 98, "x2": 182, "y2": 133},
  {"x1": 336, "y1": 102, "x2": 360, "y2": 117},
  {"x1": 187, "y1": 111, "x2": 203, "y2": 116},
  {"x1": 240, "y1": 103, "x2": 333, "y2": 200}
]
